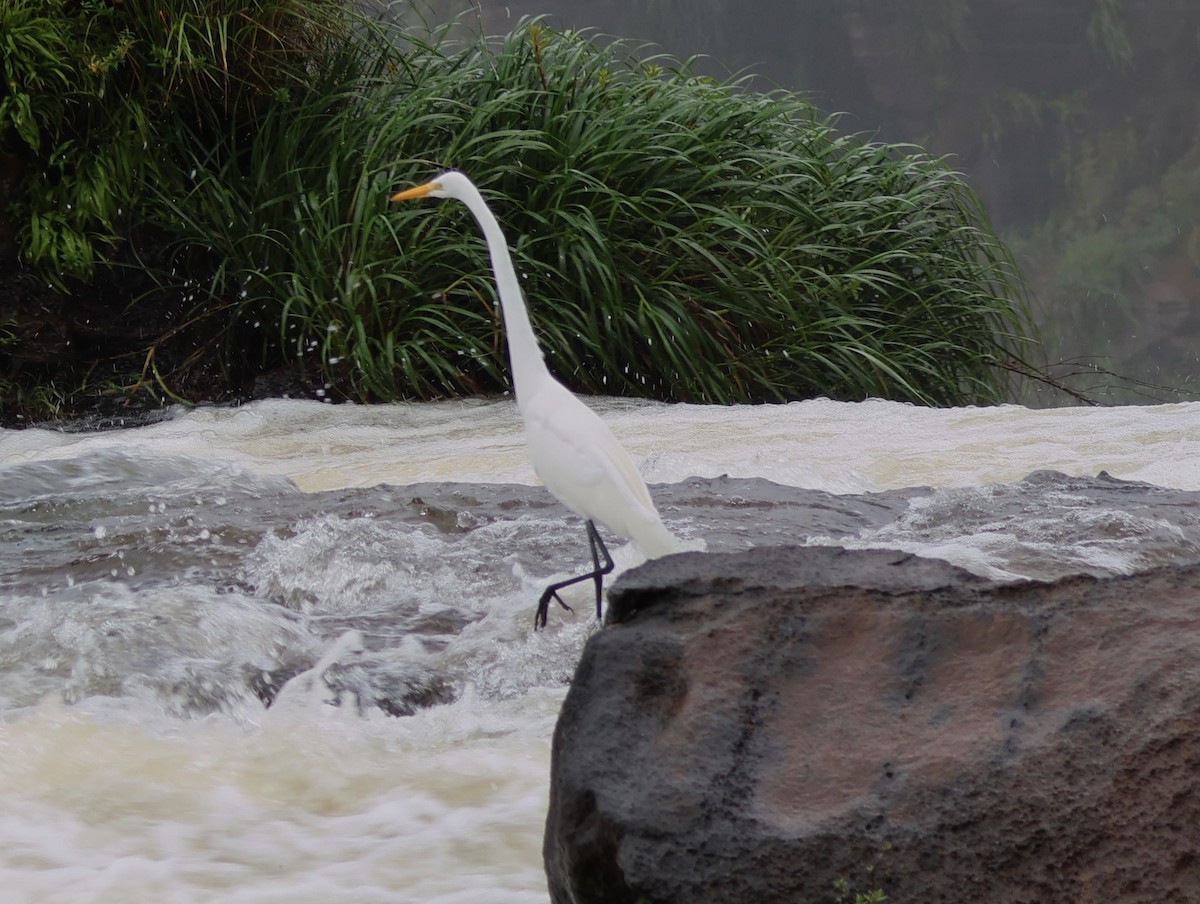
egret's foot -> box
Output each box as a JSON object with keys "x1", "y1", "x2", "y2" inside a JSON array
[{"x1": 535, "y1": 588, "x2": 573, "y2": 630}]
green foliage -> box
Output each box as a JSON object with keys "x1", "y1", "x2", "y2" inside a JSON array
[
  {"x1": 1, "y1": 0, "x2": 123, "y2": 281},
  {"x1": 833, "y1": 877, "x2": 887, "y2": 904},
  {"x1": 0, "y1": 0, "x2": 349, "y2": 286},
  {"x1": 832, "y1": 842, "x2": 891, "y2": 904},
  {"x1": 150, "y1": 31, "x2": 496, "y2": 400},
  {"x1": 4, "y1": 6, "x2": 1033, "y2": 411},
  {"x1": 155, "y1": 18, "x2": 1031, "y2": 405},
  {"x1": 401, "y1": 23, "x2": 1032, "y2": 404},
  {"x1": 0, "y1": 375, "x2": 69, "y2": 422},
  {"x1": 585, "y1": 1, "x2": 1199, "y2": 401}
]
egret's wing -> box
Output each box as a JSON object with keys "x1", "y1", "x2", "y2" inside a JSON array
[{"x1": 521, "y1": 383, "x2": 655, "y2": 515}]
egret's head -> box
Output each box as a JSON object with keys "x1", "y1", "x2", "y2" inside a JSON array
[{"x1": 390, "y1": 169, "x2": 469, "y2": 203}]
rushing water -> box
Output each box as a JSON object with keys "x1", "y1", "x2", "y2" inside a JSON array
[{"x1": 4, "y1": 397, "x2": 1200, "y2": 903}]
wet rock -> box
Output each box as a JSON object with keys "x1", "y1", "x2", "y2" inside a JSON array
[{"x1": 545, "y1": 546, "x2": 1200, "y2": 903}]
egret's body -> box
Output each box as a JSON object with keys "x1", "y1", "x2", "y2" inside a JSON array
[{"x1": 391, "y1": 170, "x2": 677, "y2": 626}]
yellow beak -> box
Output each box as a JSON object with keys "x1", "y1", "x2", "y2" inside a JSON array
[{"x1": 390, "y1": 181, "x2": 441, "y2": 202}]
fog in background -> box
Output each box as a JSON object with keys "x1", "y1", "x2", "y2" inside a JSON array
[{"x1": 404, "y1": 0, "x2": 1200, "y2": 403}]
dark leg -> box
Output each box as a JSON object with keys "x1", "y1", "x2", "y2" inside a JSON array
[
  {"x1": 583, "y1": 520, "x2": 614, "y2": 619},
  {"x1": 534, "y1": 520, "x2": 616, "y2": 630}
]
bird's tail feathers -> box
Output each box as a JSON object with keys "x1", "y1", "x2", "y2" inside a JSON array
[{"x1": 634, "y1": 518, "x2": 683, "y2": 560}]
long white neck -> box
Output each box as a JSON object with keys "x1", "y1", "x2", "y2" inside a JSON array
[{"x1": 455, "y1": 184, "x2": 553, "y2": 405}]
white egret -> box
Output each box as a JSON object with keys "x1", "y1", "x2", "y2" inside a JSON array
[{"x1": 391, "y1": 170, "x2": 679, "y2": 628}]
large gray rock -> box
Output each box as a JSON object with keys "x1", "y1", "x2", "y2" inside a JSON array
[{"x1": 544, "y1": 546, "x2": 1200, "y2": 903}]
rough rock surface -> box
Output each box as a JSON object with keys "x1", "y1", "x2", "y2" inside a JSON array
[{"x1": 544, "y1": 546, "x2": 1200, "y2": 903}]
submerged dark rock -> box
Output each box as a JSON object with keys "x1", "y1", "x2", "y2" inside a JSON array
[{"x1": 545, "y1": 546, "x2": 1200, "y2": 903}]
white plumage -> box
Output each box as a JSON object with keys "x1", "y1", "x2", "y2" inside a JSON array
[{"x1": 391, "y1": 170, "x2": 678, "y2": 626}]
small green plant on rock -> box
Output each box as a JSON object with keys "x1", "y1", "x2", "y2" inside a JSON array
[
  {"x1": 833, "y1": 841, "x2": 891, "y2": 904},
  {"x1": 833, "y1": 877, "x2": 887, "y2": 904}
]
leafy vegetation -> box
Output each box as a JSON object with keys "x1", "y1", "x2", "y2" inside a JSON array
[
  {"x1": 0, "y1": 0, "x2": 350, "y2": 286},
  {"x1": 588, "y1": 0, "x2": 1200, "y2": 401},
  {"x1": 0, "y1": 4, "x2": 1036, "y2": 420},
  {"x1": 833, "y1": 877, "x2": 887, "y2": 904},
  {"x1": 153, "y1": 18, "x2": 1034, "y2": 406},
  {"x1": 832, "y1": 841, "x2": 892, "y2": 903}
]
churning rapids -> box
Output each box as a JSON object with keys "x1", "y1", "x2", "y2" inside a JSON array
[{"x1": 4, "y1": 396, "x2": 1200, "y2": 903}]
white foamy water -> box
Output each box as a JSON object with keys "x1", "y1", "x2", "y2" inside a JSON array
[
  {"x1": 8, "y1": 397, "x2": 1200, "y2": 493},
  {"x1": 3, "y1": 396, "x2": 1200, "y2": 903}
]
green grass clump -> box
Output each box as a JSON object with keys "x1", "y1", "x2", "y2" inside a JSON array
[
  {"x1": 0, "y1": 0, "x2": 350, "y2": 287},
  {"x1": 419, "y1": 25, "x2": 1035, "y2": 405},
  {"x1": 154, "y1": 18, "x2": 1033, "y2": 405},
  {"x1": 4, "y1": 7, "x2": 1035, "y2": 410}
]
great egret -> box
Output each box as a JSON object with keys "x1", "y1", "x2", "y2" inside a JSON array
[{"x1": 391, "y1": 170, "x2": 678, "y2": 628}]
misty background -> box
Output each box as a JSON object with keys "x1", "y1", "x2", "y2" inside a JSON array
[{"x1": 408, "y1": 0, "x2": 1200, "y2": 403}]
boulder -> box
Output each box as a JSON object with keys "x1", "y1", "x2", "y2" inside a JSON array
[{"x1": 544, "y1": 546, "x2": 1200, "y2": 903}]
